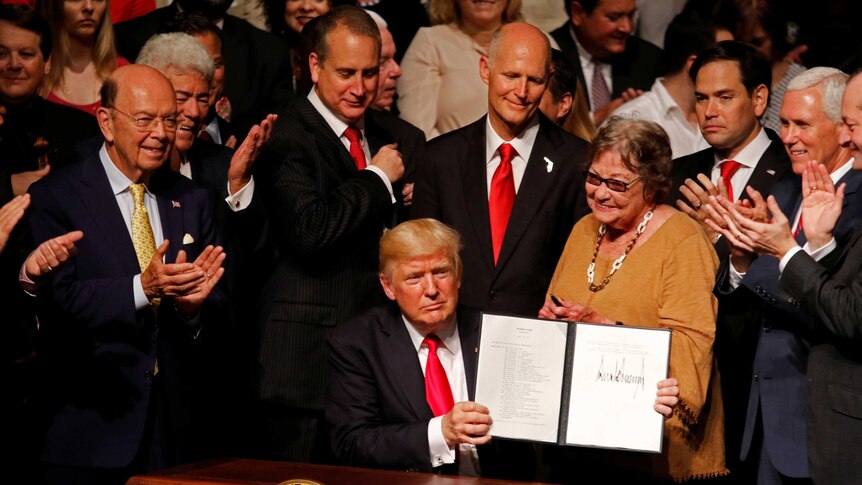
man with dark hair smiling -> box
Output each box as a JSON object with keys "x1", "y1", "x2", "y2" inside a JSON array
[{"x1": 254, "y1": 5, "x2": 425, "y2": 462}]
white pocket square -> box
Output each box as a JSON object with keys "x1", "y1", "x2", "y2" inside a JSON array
[{"x1": 182, "y1": 233, "x2": 195, "y2": 245}]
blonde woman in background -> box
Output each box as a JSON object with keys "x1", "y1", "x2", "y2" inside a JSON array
[
  {"x1": 397, "y1": 0, "x2": 521, "y2": 139},
  {"x1": 40, "y1": 0, "x2": 127, "y2": 116}
]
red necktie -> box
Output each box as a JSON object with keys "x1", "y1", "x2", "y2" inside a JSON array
[
  {"x1": 344, "y1": 126, "x2": 367, "y2": 169},
  {"x1": 489, "y1": 143, "x2": 516, "y2": 264},
  {"x1": 793, "y1": 213, "x2": 804, "y2": 239},
  {"x1": 720, "y1": 160, "x2": 742, "y2": 201},
  {"x1": 590, "y1": 61, "x2": 611, "y2": 112},
  {"x1": 197, "y1": 129, "x2": 213, "y2": 143},
  {"x1": 423, "y1": 335, "x2": 455, "y2": 417}
]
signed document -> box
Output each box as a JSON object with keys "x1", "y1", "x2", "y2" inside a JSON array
[{"x1": 475, "y1": 314, "x2": 670, "y2": 453}]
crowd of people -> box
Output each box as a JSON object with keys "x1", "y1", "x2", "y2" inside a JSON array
[{"x1": 1, "y1": 0, "x2": 862, "y2": 484}]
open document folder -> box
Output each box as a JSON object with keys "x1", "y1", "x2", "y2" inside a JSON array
[{"x1": 475, "y1": 313, "x2": 671, "y2": 453}]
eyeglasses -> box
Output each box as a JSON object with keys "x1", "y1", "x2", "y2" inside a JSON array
[
  {"x1": 583, "y1": 171, "x2": 641, "y2": 193},
  {"x1": 110, "y1": 107, "x2": 178, "y2": 132}
]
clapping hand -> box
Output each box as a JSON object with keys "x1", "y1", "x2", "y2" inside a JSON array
[{"x1": 800, "y1": 160, "x2": 844, "y2": 250}]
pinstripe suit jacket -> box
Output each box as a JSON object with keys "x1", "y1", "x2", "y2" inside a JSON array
[{"x1": 255, "y1": 97, "x2": 425, "y2": 411}]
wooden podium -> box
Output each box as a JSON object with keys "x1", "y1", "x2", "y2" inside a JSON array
[{"x1": 127, "y1": 458, "x2": 536, "y2": 484}]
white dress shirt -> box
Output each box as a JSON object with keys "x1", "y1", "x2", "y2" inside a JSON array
[
  {"x1": 308, "y1": 88, "x2": 395, "y2": 202},
  {"x1": 402, "y1": 317, "x2": 480, "y2": 476},
  {"x1": 570, "y1": 25, "x2": 613, "y2": 112},
  {"x1": 99, "y1": 144, "x2": 163, "y2": 310},
  {"x1": 711, "y1": 127, "x2": 772, "y2": 202},
  {"x1": 485, "y1": 115, "x2": 540, "y2": 196},
  {"x1": 610, "y1": 78, "x2": 710, "y2": 159}
]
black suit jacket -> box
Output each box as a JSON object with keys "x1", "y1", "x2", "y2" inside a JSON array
[
  {"x1": 779, "y1": 193, "x2": 862, "y2": 485},
  {"x1": 113, "y1": 6, "x2": 294, "y2": 137},
  {"x1": 412, "y1": 115, "x2": 589, "y2": 316},
  {"x1": 27, "y1": 152, "x2": 218, "y2": 469},
  {"x1": 255, "y1": 97, "x2": 426, "y2": 411},
  {"x1": 326, "y1": 303, "x2": 533, "y2": 479},
  {"x1": 550, "y1": 23, "x2": 662, "y2": 107}
]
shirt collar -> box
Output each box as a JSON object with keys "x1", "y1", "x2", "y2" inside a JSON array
[
  {"x1": 99, "y1": 143, "x2": 148, "y2": 196},
  {"x1": 402, "y1": 314, "x2": 459, "y2": 355},
  {"x1": 715, "y1": 126, "x2": 771, "y2": 169},
  {"x1": 831, "y1": 157, "x2": 854, "y2": 183},
  {"x1": 651, "y1": 78, "x2": 680, "y2": 116},
  {"x1": 484, "y1": 115, "x2": 540, "y2": 165},
  {"x1": 308, "y1": 87, "x2": 365, "y2": 138}
]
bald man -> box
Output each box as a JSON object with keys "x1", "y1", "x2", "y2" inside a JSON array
[
  {"x1": 27, "y1": 65, "x2": 224, "y2": 484},
  {"x1": 412, "y1": 22, "x2": 589, "y2": 318}
]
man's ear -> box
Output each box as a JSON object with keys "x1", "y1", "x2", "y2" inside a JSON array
[
  {"x1": 570, "y1": 1, "x2": 587, "y2": 27},
  {"x1": 97, "y1": 107, "x2": 114, "y2": 142},
  {"x1": 309, "y1": 52, "x2": 321, "y2": 85},
  {"x1": 752, "y1": 83, "x2": 769, "y2": 118},
  {"x1": 379, "y1": 272, "x2": 396, "y2": 301},
  {"x1": 479, "y1": 55, "x2": 490, "y2": 86},
  {"x1": 557, "y1": 92, "x2": 574, "y2": 121}
]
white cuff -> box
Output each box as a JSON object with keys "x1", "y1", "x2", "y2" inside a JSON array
[
  {"x1": 225, "y1": 176, "x2": 254, "y2": 212},
  {"x1": 427, "y1": 415, "x2": 455, "y2": 468},
  {"x1": 365, "y1": 165, "x2": 396, "y2": 203},
  {"x1": 805, "y1": 237, "x2": 836, "y2": 261},
  {"x1": 133, "y1": 274, "x2": 150, "y2": 310},
  {"x1": 728, "y1": 259, "x2": 746, "y2": 290}
]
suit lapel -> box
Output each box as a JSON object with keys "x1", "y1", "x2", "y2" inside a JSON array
[
  {"x1": 461, "y1": 119, "x2": 496, "y2": 275},
  {"x1": 741, "y1": 135, "x2": 787, "y2": 200},
  {"x1": 364, "y1": 111, "x2": 395, "y2": 156},
  {"x1": 494, "y1": 117, "x2": 560, "y2": 273},
  {"x1": 379, "y1": 304, "x2": 433, "y2": 420},
  {"x1": 458, "y1": 308, "x2": 481, "y2": 402},
  {"x1": 296, "y1": 97, "x2": 357, "y2": 174},
  {"x1": 150, "y1": 170, "x2": 184, "y2": 263},
  {"x1": 73, "y1": 154, "x2": 139, "y2": 274}
]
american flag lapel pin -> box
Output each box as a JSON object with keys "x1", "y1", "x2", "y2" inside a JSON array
[{"x1": 172, "y1": 200, "x2": 181, "y2": 208}]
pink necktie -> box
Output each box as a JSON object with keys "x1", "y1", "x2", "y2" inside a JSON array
[
  {"x1": 423, "y1": 335, "x2": 454, "y2": 417},
  {"x1": 590, "y1": 62, "x2": 611, "y2": 112},
  {"x1": 489, "y1": 143, "x2": 516, "y2": 264},
  {"x1": 344, "y1": 126, "x2": 367, "y2": 169},
  {"x1": 720, "y1": 160, "x2": 742, "y2": 201}
]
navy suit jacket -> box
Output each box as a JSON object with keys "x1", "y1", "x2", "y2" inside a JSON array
[
  {"x1": 411, "y1": 114, "x2": 589, "y2": 317},
  {"x1": 27, "y1": 152, "x2": 219, "y2": 469},
  {"x1": 326, "y1": 303, "x2": 533, "y2": 479},
  {"x1": 716, "y1": 167, "x2": 862, "y2": 477}
]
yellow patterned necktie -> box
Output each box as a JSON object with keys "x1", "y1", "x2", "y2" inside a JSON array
[
  {"x1": 129, "y1": 183, "x2": 156, "y2": 272},
  {"x1": 129, "y1": 183, "x2": 159, "y2": 375}
]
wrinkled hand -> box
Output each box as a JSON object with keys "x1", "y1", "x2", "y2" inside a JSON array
[
  {"x1": 801, "y1": 160, "x2": 844, "y2": 250},
  {"x1": 228, "y1": 114, "x2": 277, "y2": 194},
  {"x1": 173, "y1": 245, "x2": 226, "y2": 316},
  {"x1": 370, "y1": 144, "x2": 404, "y2": 183},
  {"x1": 0, "y1": 194, "x2": 30, "y2": 253},
  {"x1": 593, "y1": 88, "x2": 644, "y2": 125},
  {"x1": 676, "y1": 174, "x2": 727, "y2": 243},
  {"x1": 401, "y1": 182, "x2": 414, "y2": 206},
  {"x1": 654, "y1": 378, "x2": 679, "y2": 418},
  {"x1": 141, "y1": 240, "x2": 206, "y2": 301},
  {"x1": 23, "y1": 230, "x2": 84, "y2": 286},
  {"x1": 539, "y1": 296, "x2": 613, "y2": 324},
  {"x1": 11, "y1": 165, "x2": 50, "y2": 196},
  {"x1": 441, "y1": 401, "x2": 493, "y2": 446},
  {"x1": 706, "y1": 195, "x2": 797, "y2": 259}
]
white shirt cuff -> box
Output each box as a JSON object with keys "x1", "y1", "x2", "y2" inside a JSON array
[
  {"x1": 805, "y1": 237, "x2": 836, "y2": 261},
  {"x1": 427, "y1": 415, "x2": 455, "y2": 468},
  {"x1": 133, "y1": 274, "x2": 150, "y2": 310},
  {"x1": 365, "y1": 165, "x2": 396, "y2": 203},
  {"x1": 778, "y1": 246, "x2": 803, "y2": 274},
  {"x1": 225, "y1": 176, "x2": 254, "y2": 212},
  {"x1": 728, "y1": 259, "x2": 745, "y2": 290}
]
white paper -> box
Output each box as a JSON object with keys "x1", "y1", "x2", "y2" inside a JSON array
[
  {"x1": 565, "y1": 324, "x2": 670, "y2": 452},
  {"x1": 475, "y1": 314, "x2": 568, "y2": 443}
]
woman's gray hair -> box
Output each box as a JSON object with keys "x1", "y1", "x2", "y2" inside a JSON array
[
  {"x1": 786, "y1": 67, "x2": 848, "y2": 124},
  {"x1": 136, "y1": 32, "x2": 215, "y2": 82}
]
